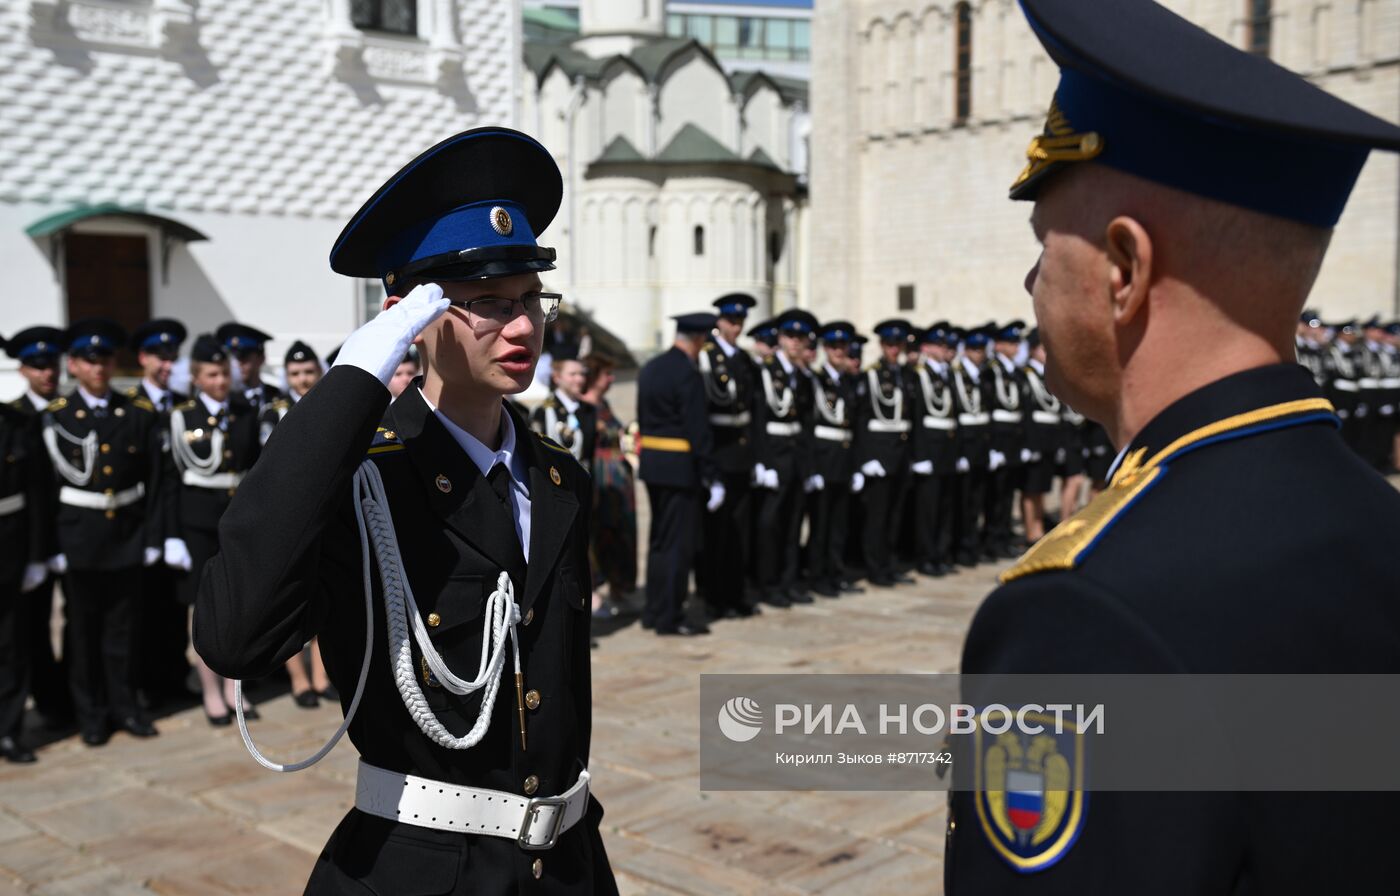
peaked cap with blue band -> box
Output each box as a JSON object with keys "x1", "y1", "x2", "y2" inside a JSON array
[
  {"x1": 5, "y1": 326, "x2": 65, "y2": 364},
  {"x1": 130, "y1": 318, "x2": 187, "y2": 353},
  {"x1": 1010, "y1": 0, "x2": 1400, "y2": 227},
  {"x1": 330, "y1": 127, "x2": 562, "y2": 291},
  {"x1": 776, "y1": 309, "x2": 819, "y2": 336},
  {"x1": 713, "y1": 293, "x2": 758, "y2": 317},
  {"x1": 216, "y1": 322, "x2": 273, "y2": 353},
  {"x1": 65, "y1": 318, "x2": 126, "y2": 359},
  {"x1": 873, "y1": 319, "x2": 913, "y2": 342},
  {"x1": 748, "y1": 319, "x2": 779, "y2": 346},
  {"x1": 819, "y1": 320, "x2": 856, "y2": 344}
]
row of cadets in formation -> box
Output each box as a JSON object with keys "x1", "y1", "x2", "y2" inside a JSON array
[{"x1": 1295, "y1": 311, "x2": 1400, "y2": 472}]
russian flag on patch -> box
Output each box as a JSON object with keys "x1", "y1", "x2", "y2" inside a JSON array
[{"x1": 1005, "y1": 770, "x2": 1044, "y2": 832}]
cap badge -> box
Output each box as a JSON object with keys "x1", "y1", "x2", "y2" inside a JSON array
[
  {"x1": 435, "y1": 473, "x2": 452, "y2": 494},
  {"x1": 549, "y1": 466, "x2": 561, "y2": 486},
  {"x1": 490, "y1": 206, "x2": 513, "y2": 237}
]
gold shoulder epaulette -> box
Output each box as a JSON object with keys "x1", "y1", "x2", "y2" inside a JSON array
[
  {"x1": 131, "y1": 397, "x2": 156, "y2": 412},
  {"x1": 47, "y1": 397, "x2": 68, "y2": 412},
  {"x1": 270, "y1": 398, "x2": 291, "y2": 411},
  {"x1": 1000, "y1": 458, "x2": 1162, "y2": 584},
  {"x1": 535, "y1": 432, "x2": 574, "y2": 455},
  {"x1": 368, "y1": 427, "x2": 405, "y2": 456},
  {"x1": 175, "y1": 399, "x2": 197, "y2": 411},
  {"x1": 124, "y1": 385, "x2": 140, "y2": 398}
]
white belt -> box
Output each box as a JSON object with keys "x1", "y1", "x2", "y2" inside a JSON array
[
  {"x1": 814, "y1": 425, "x2": 852, "y2": 442},
  {"x1": 992, "y1": 410, "x2": 1023, "y2": 423},
  {"x1": 1358, "y1": 378, "x2": 1381, "y2": 389},
  {"x1": 921, "y1": 416, "x2": 955, "y2": 431},
  {"x1": 1382, "y1": 378, "x2": 1400, "y2": 389},
  {"x1": 866, "y1": 419, "x2": 911, "y2": 433},
  {"x1": 0, "y1": 493, "x2": 24, "y2": 517},
  {"x1": 958, "y1": 412, "x2": 990, "y2": 426},
  {"x1": 1332, "y1": 379, "x2": 1360, "y2": 392},
  {"x1": 355, "y1": 761, "x2": 590, "y2": 850},
  {"x1": 709, "y1": 412, "x2": 751, "y2": 428},
  {"x1": 182, "y1": 470, "x2": 244, "y2": 490},
  {"x1": 1032, "y1": 411, "x2": 1061, "y2": 425},
  {"x1": 765, "y1": 421, "x2": 802, "y2": 437},
  {"x1": 59, "y1": 483, "x2": 144, "y2": 511}
]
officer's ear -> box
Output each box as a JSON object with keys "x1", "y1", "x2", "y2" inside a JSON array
[
  {"x1": 1104, "y1": 215, "x2": 1153, "y2": 327},
  {"x1": 382, "y1": 294, "x2": 403, "y2": 313}
]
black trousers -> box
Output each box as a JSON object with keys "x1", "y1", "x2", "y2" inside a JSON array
[
  {"x1": 755, "y1": 469, "x2": 802, "y2": 593},
  {"x1": 698, "y1": 471, "x2": 751, "y2": 610},
  {"x1": 138, "y1": 565, "x2": 190, "y2": 699},
  {"x1": 643, "y1": 484, "x2": 698, "y2": 631},
  {"x1": 0, "y1": 578, "x2": 30, "y2": 738},
  {"x1": 861, "y1": 467, "x2": 907, "y2": 580},
  {"x1": 955, "y1": 471, "x2": 987, "y2": 559},
  {"x1": 915, "y1": 473, "x2": 955, "y2": 566},
  {"x1": 805, "y1": 477, "x2": 850, "y2": 588},
  {"x1": 64, "y1": 567, "x2": 143, "y2": 730},
  {"x1": 982, "y1": 464, "x2": 1018, "y2": 552},
  {"x1": 19, "y1": 574, "x2": 70, "y2": 721}
]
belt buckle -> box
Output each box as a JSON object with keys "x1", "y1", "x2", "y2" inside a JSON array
[{"x1": 518, "y1": 796, "x2": 569, "y2": 850}]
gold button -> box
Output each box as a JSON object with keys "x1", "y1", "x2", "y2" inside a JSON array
[
  {"x1": 949, "y1": 819, "x2": 956, "y2": 832},
  {"x1": 102, "y1": 465, "x2": 112, "y2": 475},
  {"x1": 739, "y1": 436, "x2": 748, "y2": 445},
  {"x1": 76, "y1": 409, "x2": 86, "y2": 419},
  {"x1": 427, "y1": 612, "x2": 441, "y2": 628},
  {"x1": 104, "y1": 488, "x2": 114, "y2": 496},
  {"x1": 100, "y1": 444, "x2": 110, "y2": 454},
  {"x1": 224, "y1": 450, "x2": 233, "y2": 459},
  {"x1": 531, "y1": 858, "x2": 542, "y2": 879},
  {"x1": 435, "y1": 474, "x2": 451, "y2": 493},
  {"x1": 522, "y1": 608, "x2": 534, "y2": 626},
  {"x1": 524, "y1": 689, "x2": 540, "y2": 710},
  {"x1": 208, "y1": 416, "x2": 218, "y2": 426},
  {"x1": 523, "y1": 774, "x2": 539, "y2": 795},
  {"x1": 383, "y1": 430, "x2": 396, "y2": 440},
  {"x1": 105, "y1": 510, "x2": 116, "y2": 520}
]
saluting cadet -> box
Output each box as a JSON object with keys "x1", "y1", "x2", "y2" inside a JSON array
[
  {"x1": 530, "y1": 345, "x2": 596, "y2": 467},
  {"x1": 804, "y1": 321, "x2": 860, "y2": 597},
  {"x1": 697, "y1": 293, "x2": 760, "y2": 619},
  {"x1": 951, "y1": 326, "x2": 992, "y2": 567},
  {"x1": 948, "y1": 0, "x2": 1400, "y2": 890},
  {"x1": 855, "y1": 319, "x2": 916, "y2": 587},
  {"x1": 1019, "y1": 328, "x2": 1062, "y2": 544},
  {"x1": 215, "y1": 322, "x2": 285, "y2": 413},
  {"x1": 195, "y1": 128, "x2": 618, "y2": 894},
  {"x1": 910, "y1": 323, "x2": 959, "y2": 577},
  {"x1": 35, "y1": 319, "x2": 168, "y2": 745},
  {"x1": 4, "y1": 326, "x2": 72, "y2": 728},
  {"x1": 637, "y1": 313, "x2": 722, "y2": 636},
  {"x1": 983, "y1": 320, "x2": 1028, "y2": 560},
  {"x1": 752, "y1": 309, "x2": 816, "y2": 606},
  {"x1": 128, "y1": 318, "x2": 194, "y2": 708},
  {"x1": 0, "y1": 338, "x2": 45, "y2": 763}
]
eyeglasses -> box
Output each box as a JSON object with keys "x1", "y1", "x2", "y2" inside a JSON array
[{"x1": 448, "y1": 292, "x2": 562, "y2": 329}]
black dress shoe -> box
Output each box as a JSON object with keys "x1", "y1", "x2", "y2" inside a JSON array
[
  {"x1": 867, "y1": 574, "x2": 896, "y2": 587},
  {"x1": 838, "y1": 580, "x2": 865, "y2": 594},
  {"x1": 317, "y1": 684, "x2": 340, "y2": 701},
  {"x1": 734, "y1": 604, "x2": 761, "y2": 617},
  {"x1": 117, "y1": 716, "x2": 159, "y2": 738},
  {"x1": 656, "y1": 623, "x2": 710, "y2": 636},
  {"x1": 640, "y1": 617, "x2": 655, "y2": 630},
  {"x1": 917, "y1": 562, "x2": 943, "y2": 577},
  {"x1": 0, "y1": 736, "x2": 36, "y2": 764},
  {"x1": 763, "y1": 592, "x2": 791, "y2": 608},
  {"x1": 892, "y1": 573, "x2": 916, "y2": 585},
  {"x1": 811, "y1": 582, "x2": 841, "y2": 597},
  {"x1": 81, "y1": 727, "x2": 110, "y2": 747},
  {"x1": 240, "y1": 706, "x2": 261, "y2": 721},
  {"x1": 293, "y1": 690, "x2": 320, "y2": 709},
  {"x1": 786, "y1": 589, "x2": 814, "y2": 604},
  {"x1": 206, "y1": 711, "x2": 232, "y2": 727}
]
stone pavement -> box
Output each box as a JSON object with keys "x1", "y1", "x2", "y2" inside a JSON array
[{"x1": 0, "y1": 553, "x2": 997, "y2": 895}]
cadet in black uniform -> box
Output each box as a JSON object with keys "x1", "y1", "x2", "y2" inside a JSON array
[
  {"x1": 951, "y1": 326, "x2": 992, "y2": 567},
  {"x1": 910, "y1": 323, "x2": 959, "y2": 577},
  {"x1": 1019, "y1": 328, "x2": 1062, "y2": 544},
  {"x1": 637, "y1": 313, "x2": 721, "y2": 636},
  {"x1": 195, "y1": 128, "x2": 617, "y2": 894},
  {"x1": 530, "y1": 345, "x2": 597, "y2": 467},
  {"x1": 4, "y1": 327, "x2": 72, "y2": 728},
  {"x1": 854, "y1": 320, "x2": 916, "y2": 587},
  {"x1": 215, "y1": 322, "x2": 285, "y2": 413},
  {"x1": 35, "y1": 319, "x2": 166, "y2": 745},
  {"x1": 983, "y1": 320, "x2": 1028, "y2": 560},
  {"x1": 751, "y1": 310, "x2": 816, "y2": 605},
  {"x1": 697, "y1": 294, "x2": 760, "y2": 618},
  {"x1": 948, "y1": 0, "x2": 1400, "y2": 890},
  {"x1": 128, "y1": 319, "x2": 194, "y2": 708},
  {"x1": 1323, "y1": 318, "x2": 1363, "y2": 452},
  {"x1": 805, "y1": 321, "x2": 859, "y2": 596}
]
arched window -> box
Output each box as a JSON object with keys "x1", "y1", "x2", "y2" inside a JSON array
[
  {"x1": 648, "y1": 225, "x2": 658, "y2": 257},
  {"x1": 693, "y1": 225, "x2": 705, "y2": 256},
  {"x1": 1246, "y1": 0, "x2": 1272, "y2": 56},
  {"x1": 954, "y1": 2, "x2": 972, "y2": 126},
  {"x1": 352, "y1": 0, "x2": 417, "y2": 36}
]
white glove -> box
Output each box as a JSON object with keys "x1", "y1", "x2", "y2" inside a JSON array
[
  {"x1": 1019, "y1": 448, "x2": 1033, "y2": 463},
  {"x1": 332, "y1": 283, "x2": 450, "y2": 386},
  {"x1": 164, "y1": 538, "x2": 193, "y2": 572},
  {"x1": 911, "y1": 460, "x2": 933, "y2": 476},
  {"x1": 1054, "y1": 448, "x2": 1066, "y2": 465},
  {"x1": 988, "y1": 450, "x2": 1006, "y2": 471},
  {"x1": 955, "y1": 457, "x2": 970, "y2": 474},
  {"x1": 860, "y1": 459, "x2": 887, "y2": 478},
  {"x1": 762, "y1": 468, "x2": 779, "y2": 490},
  {"x1": 47, "y1": 554, "x2": 67, "y2": 574},
  {"x1": 850, "y1": 472, "x2": 865, "y2": 493},
  {"x1": 752, "y1": 463, "x2": 769, "y2": 486},
  {"x1": 144, "y1": 546, "x2": 161, "y2": 567},
  {"x1": 21, "y1": 563, "x2": 47, "y2": 593},
  {"x1": 1028, "y1": 450, "x2": 1042, "y2": 463},
  {"x1": 804, "y1": 474, "x2": 825, "y2": 493},
  {"x1": 706, "y1": 481, "x2": 726, "y2": 512}
]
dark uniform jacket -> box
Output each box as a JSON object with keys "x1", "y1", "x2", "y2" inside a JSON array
[
  {"x1": 699, "y1": 339, "x2": 757, "y2": 475},
  {"x1": 948, "y1": 364, "x2": 1400, "y2": 894},
  {"x1": 242, "y1": 379, "x2": 285, "y2": 412},
  {"x1": 35, "y1": 390, "x2": 168, "y2": 570},
  {"x1": 636, "y1": 346, "x2": 714, "y2": 489},
  {"x1": 984, "y1": 354, "x2": 1027, "y2": 460},
  {"x1": 0, "y1": 404, "x2": 42, "y2": 584},
  {"x1": 808, "y1": 363, "x2": 857, "y2": 484},
  {"x1": 751, "y1": 354, "x2": 812, "y2": 486},
  {"x1": 911, "y1": 360, "x2": 959, "y2": 473},
  {"x1": 854, "y1": 359, "x2": 914, "y2": 472},
  {"x1": 194, "y1": 367, "x2": 613, "y2": 895},
  {"x1": 529, "y1": 392, "x2": 597, "y2": 468},
  {"x1": 952, "y1": 359, "x2": 991, "y2": 471},
  {"x1": 169, "y1": 395, "x2": 262, "y2": 532},
  {"x1": 1021, "y1": 361, "x2": 1063, "y2": 462}
]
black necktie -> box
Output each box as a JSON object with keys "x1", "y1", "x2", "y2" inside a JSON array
[
  {"x1": 92, "y1": 403, "x2": 107, "y2": 419},
  {"x1": 487, "y1": 463, "x2": 512, "y2": 506}
]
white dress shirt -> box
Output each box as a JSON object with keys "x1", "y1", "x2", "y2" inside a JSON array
[
  {"x1": 143, "y1": 379, "x2": 170, "y2": 411},
  {"x1": 25, "y1": 390, "x2": 48, "y2": 412},
  {"x1": 427, "y1": 395, "x2": 532, "y2": 560},
  {"x1": 77, "y1": 386, "x2": 110, "y2": 411},
  {"x1": 714, "y1": 333, "x2": 738, "y2": 358}
]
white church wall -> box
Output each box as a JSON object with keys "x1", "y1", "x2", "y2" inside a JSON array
[{"x1": 656, "y1": 51, "x2": 735, "y2": 150}]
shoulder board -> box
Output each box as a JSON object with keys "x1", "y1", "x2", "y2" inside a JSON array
[
  {"x1": 367, "y1": 426, "x2": 405, "y2": 456},
  {"x1": 703, "y1": 341, "x2": 716, "y2": 351},
  {"x1": 131, "y1": 397, "x2": 156, "y2": 412},
  {"x1": 6, "y1": 398, "x2": 23, "y2": 411},
  {"x1": 269, "y1": 399, "x2": 291, "y2": 411},
  {"x1": 125, "y1": 385, "x2": 141, "y2": 398},
  {"x1": 47, "y1": 397, "x2": 68, "y2": 412},
  {"x1": 534, "y1": 432, "x2": 574, "y2": 456},
  {"x1": 1000, "y1": 457, "x2": 1162, "y2": 584},
  {"x1": 174, "y1": 399, "x2": 198, "y2": 412}
]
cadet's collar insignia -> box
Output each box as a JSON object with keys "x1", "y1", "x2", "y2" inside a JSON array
[
  {"x1": 421, "y1": 655, "x2": 441, "y2": 688},
  {"x1": 549, "y1": 466, "x2": 561, "y2": 486},
  {"x1": 490, "y1": 206, "x2": 513, "y2": 237},
  {"x1": 974, "y1": 714, "x2": 1088, "y2": 873},
  {"x1": 434, "y1": 473, "x2": 452, "y2": 493}
]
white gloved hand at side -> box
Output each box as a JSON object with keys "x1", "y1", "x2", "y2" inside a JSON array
[
  {"x1": 955, "y1": 457, "x2": 970, "y2": 474},
  {"x1": 803, "y1": 474, "x2": 825, "y2": 493},
  {"x1": 762, "y1": 468, "x2": 779, "y2": 490},
  {"x1": 47, "y1": 554, "x2": 67, "y2": 574},
  {"x1": 988, "y1": 450, "x2": 1006, "y2": 471},
  {"x1": 332, "y1": 283, "x2": 451, "y2": 386},
  {"x1": 1020, "y1": 448, "x2": 1033, "y2": 463},
  {"x1": 911, "y1": 460, "x2": 933, "y2": 476},
  {"x1": 752, "y1": 463, "x2": 769, "y2": 486},
  {"x1": 164, "y1": 538, "x2": 193, "y2": 572},
  {"x1": 860, "y1": 459, "x2": 887, "y2": 478},
  {"x1": 21, "y1": 563, "x2": 47, "y2": 593},
  {"x1": 850, "y1": 472, "x2": 865, "y2": 493},
  {"x1": 144, "y1": 546, "x2": 161, "y2": 567},
  {"x1": 706, "y1": 481, "x2": 726, "y2": 512}
]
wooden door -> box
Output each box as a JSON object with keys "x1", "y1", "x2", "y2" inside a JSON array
[{"x1": 64, "y1": 233, "x2": 151, "y2": 373}]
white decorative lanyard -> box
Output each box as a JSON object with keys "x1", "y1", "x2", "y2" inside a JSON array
[
  {"x1": 866, "y1": 367, "x2": 903, "y2": 423},
  {"x1": 992, "y1": 362, "x2": 1021, "y2": 409},
  {"x1": 42, "y1": 421, "x2": 97, "y2": 486},
  {"x1": 916, "y1": 366, "x2": 952, "y2": 418},
  {"x1": 169, "y1": 407, "x2": 225, "y2": 477},
  {"x1": 762, "y1": 365, "x2": 795, "y2": 418},
  {"x1": 1331, "y1": 346, "x2": 1355, "y2": 379},
  {"x1": 236, "y1": 458, "x2": 521, "y2": 771},
  {"x1": 1025, "y1": 369, "x2": 1061, "y2": 413},
  {"x1": 813, "y1": 374, "x2": 846, "y2": 425},
  {"x1": 698, "y1": 347, "x2": 738, "y2": 406},
  {"x1": 955, "y1": 366, "x2": 982, "y2": 414}
]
